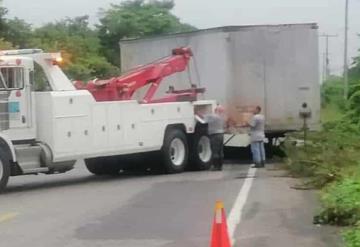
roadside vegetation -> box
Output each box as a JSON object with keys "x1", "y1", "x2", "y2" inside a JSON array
[
  {"x1": 0, "y1": 0, "x2": 195, "y2": 80},
  {"x1": 283, "y1": 48, "x2": 360, "y2": 247}
]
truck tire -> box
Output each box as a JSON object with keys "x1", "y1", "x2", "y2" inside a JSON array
[
  {"x1": 190, "y1": 130, "x2": 212, "y2": 170},
  {"x1": 85, "y1": 157, "x2": 120, "y2": 176},
  {"x1": 162, "y1": 128, "x2": 188, "y2": 174},
  {"x1": 0, "y1": 149, "x2": 10, "y2": 193},
  {"x1": 102, "y1": 157, "x2": 121, "y2": 175},
  {"x1": 85, "y1": 158, "x2": 106, "y2": 175}
]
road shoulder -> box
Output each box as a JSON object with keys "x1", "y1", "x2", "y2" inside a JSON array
[{"x1": 233, "y1": 164, "x2": 341, "y2": 247}]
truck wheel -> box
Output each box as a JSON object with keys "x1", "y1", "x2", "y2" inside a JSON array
[
  {"x1": 162, "y1": 128, "x2": 188, "y2": 174},
  {"x1": 190, "y1": 131, "x2": 212, "y2": 170},
  {"x1": 0, "y1": 150, "x2": 10, "y2": 193},
  {"x1": 85, "y1": 158, "x2": 105, "y2": 175},
  {"x1": 102, "y1": 157, "x2": 121, "y2": 175},
  {"x1": 85, "y1": 157, "x2": 120, "y2": 176}
]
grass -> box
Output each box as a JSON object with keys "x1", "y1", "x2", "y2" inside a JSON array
[{"x1": 321, "y1": 103, "x2": 344, "y2": 123}]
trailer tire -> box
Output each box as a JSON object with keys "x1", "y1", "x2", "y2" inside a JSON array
[
  {"x1": 265, "y1": 139, "x2": 274, "y2": 159},
  {"x1": 190, "y1": 130, "x2": 212, "y2": 170},
  {"x1": 0, "y1": 149, "x2": 10, "y2": 193},
  {"x1": 162, "y1": 128, "x2": 188, "y2": 174}
]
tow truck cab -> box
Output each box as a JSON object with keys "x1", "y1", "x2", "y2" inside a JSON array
[{"x1": 0, "y1": 50, "x2": 83, "y2": 176}]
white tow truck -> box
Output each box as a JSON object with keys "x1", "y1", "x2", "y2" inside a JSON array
[{"x1": 0, "y1": 48, "x2": 215, "y2": 192}]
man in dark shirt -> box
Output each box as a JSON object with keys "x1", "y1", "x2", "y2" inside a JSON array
[{"x1": 204, "y1": 106, "x2": 226, "y2": 171}]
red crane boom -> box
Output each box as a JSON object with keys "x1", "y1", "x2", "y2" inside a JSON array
[{"x1": 74, "y1": 47, "x2": 205, "y2": 103}]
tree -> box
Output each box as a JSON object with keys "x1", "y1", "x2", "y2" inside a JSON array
[
  {"x1": 98, "y1": 0, "x2": 196, "y2": 65},
  {"x1": 0, "y1": 0, "x2": 7, "y2": 34},
  {"x1": 31, "y1": 16, "x2": 119, "y2": 80},
  {"x1": 3, "y1": 18, "x2": 32, "y2": 48},
  {"x1": 0, "y1": 1, "x2": 31, "y2": 49},
  {"x1": 0, "y1": 1, "x2": 13, "y2": 49},
  {"x1": 0, "y1": 38, "x2": 13, "y2": 49},
  {"x1": 349, "y1": 39, "x2": 360, "y2": 85},
  {"x1": 344, "y1": 41, "x2": 360, "y2": 125}
]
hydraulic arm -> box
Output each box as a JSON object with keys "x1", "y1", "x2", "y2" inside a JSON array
[{"x1": 74, "y1": 47, "x2": 204, "y2": 103}]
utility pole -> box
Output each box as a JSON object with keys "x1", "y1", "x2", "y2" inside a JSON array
[
  {"x1": 344, "y1": 0, "x2": 349, "y2": 100},
  {"x1": 322, "y1": 53, "x2": 327, "y2": 84},
  {"x1": 320, "y1": 34, "x2": 338, "y2": 82}
]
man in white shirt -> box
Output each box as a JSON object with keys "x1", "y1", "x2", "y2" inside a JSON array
[{"x1": 246, "y1": 106, "x2": 266, "y2": 168}]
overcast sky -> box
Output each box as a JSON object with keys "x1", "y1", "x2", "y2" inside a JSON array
[{"x1": 3, "y1": 0, "x2": 360, "y2": 75}]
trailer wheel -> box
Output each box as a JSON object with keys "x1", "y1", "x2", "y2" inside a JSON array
[
  {"x1": 0, "y1": 149, "x2": 10, "y2": 193},
  {"x1": 190, "y1": 130, "x2": 212, "y2": 170},
  {"x1": 162, "y1": 128, "x2": 188, "y2": 174}
]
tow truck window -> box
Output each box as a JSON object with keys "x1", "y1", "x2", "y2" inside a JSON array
[
  {"x1": 0, "y1": 67, "x2": 24, "y2": 89},
  {"x1": 31, "y1": 62, "x2": 51, "y2": 91}
]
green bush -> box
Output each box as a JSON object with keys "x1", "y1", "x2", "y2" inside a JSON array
[
  {"x1": 317, "y1": 178, "x2": 360, "y2": 226},
  {"x1": 343, "y1": 224, "x2": 360, "y2": 247},
  {"x1": 282, "y1": 120, "x2": 360, "y2": 188}
]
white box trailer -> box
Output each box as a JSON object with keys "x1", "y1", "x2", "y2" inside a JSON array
[
  {"x1": 0, "y1": 49, "x2": 215, "y2": 192},
  {"x1": 119, "y1": 23, "x2": 321, "y2": 146}
]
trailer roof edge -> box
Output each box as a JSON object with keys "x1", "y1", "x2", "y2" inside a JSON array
[{"x1": 119, "y1": 23, "x2": 318, "y2": 44}]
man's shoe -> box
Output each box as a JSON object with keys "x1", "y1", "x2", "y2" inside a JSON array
[
  {"x1": 260, "y1": 161, "x2": 266, "y2": 168},
  {"x1": 251, "y1": 163, "x2": 263, "y2": 168}
]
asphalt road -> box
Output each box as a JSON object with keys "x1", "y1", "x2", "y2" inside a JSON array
[{"x1": 0, "y1": 161, "x2": 339, "y2": 247}]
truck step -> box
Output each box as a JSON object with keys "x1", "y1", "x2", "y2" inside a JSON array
[
  {"x1": 21, "y1": 167, "x2": 49, "y2": 174},
  {"x1": 14, "y1": 145, "x2": 43, "y2": 174}
]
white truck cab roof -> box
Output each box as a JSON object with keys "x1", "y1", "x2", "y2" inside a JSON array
[{"x1": 0, "y1": 49, "x2": 74, "y2": 91}]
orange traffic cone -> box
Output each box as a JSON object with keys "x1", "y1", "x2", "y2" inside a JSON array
[{"x1": 210, "y1": 201, "x2": 231, "y2": 247}]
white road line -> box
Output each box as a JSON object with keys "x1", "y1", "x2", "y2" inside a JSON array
[{"x1": 227, "y1": 167, "x2": 257, "y2": 245}]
